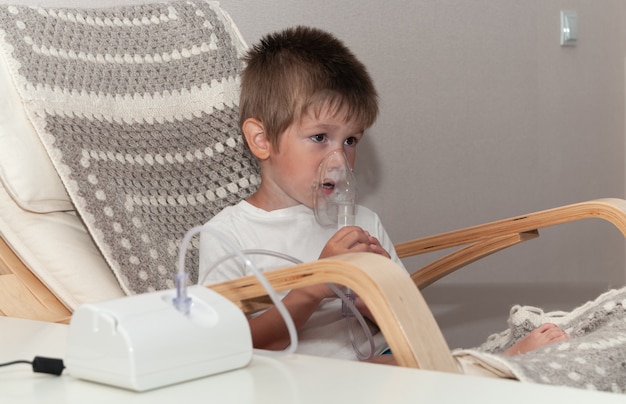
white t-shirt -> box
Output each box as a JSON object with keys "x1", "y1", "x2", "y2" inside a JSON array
[{"x1": 199, "y1": 200, "x2": 405, "y2": 360}]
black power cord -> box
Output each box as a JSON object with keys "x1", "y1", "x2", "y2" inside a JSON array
[{"x1": 0, "y1": 356, "x2": 65, "y2": 376}]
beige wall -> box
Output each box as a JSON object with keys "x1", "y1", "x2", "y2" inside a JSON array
[{"x1": 11, "y1": 0, "x2": 626, "y2": 349}]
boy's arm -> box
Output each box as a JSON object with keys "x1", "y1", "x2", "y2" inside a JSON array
[{"x1": 248, "y1": 283, "x2": 334, "y2": 350}]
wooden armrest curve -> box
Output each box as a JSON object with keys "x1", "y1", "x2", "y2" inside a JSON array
[
  {"x1": 395, "y1": 198, "x2": 626, "y2": 257},
  {"x1": 209, "y1": 252, "x2": 459, "y2": 373}
]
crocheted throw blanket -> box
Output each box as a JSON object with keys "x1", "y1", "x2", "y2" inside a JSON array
[
  {"x1": 454, "y1": 286, "x2": 626, "y2": 393},
  {"x1": 0, "y1": 1, "x2": 259, "y2": 294}
]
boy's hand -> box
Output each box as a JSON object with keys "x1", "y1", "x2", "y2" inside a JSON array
[{"x1": 319, "y1": 226, "x2": 391, "y2": 259}]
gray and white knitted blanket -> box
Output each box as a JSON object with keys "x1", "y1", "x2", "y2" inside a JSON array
[
  {"x1": 0, "y1": 1, "x2": 259, "y2": 294},
  {"x1": 455, "y1": 286, "x2": 626, "y2": 393}
]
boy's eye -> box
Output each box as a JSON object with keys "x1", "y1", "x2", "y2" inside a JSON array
[
  {"x1": 311, "y1": 134, "x2": 326, "y2": 143},
  {"x1": 344, "y1": 136, "x2": 358, "y2": 147}
]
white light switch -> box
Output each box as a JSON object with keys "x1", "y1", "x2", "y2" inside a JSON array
[{"x1": 560, "y1": 11, "x2": 578, "y2": 46}]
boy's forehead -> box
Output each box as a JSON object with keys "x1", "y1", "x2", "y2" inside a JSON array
[
  {"x1": 298, "y1": 113, "x2": 364, "y2": 135},
  {"x1": 301, "y1": 104, "x2": 366, "y2": 131}
]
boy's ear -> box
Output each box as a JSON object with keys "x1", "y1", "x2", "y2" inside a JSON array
[{"x1": 242, "y1": 118, "x2": 271, "y2": 160}]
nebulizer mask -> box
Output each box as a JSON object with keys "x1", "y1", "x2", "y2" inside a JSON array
[
  {"x1": 313, "y1": 149, "x2": 358, "y2": 228},
  {"x1": 312, "y1": 149, "x2": 376, "y2": 360}
]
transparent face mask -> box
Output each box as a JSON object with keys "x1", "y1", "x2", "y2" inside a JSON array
[
  {"x1": 312, "y1": 149, "x2": 375, "y2": 360},
  {"x1": 312, "y1": 149, "x2": 357, "y2": 228}
]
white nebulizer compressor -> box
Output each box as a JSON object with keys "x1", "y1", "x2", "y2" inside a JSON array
[{"x1": 64, "y1": 285, "x2": 252, "y2": 391}]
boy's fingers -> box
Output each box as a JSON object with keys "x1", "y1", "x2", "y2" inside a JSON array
[
  {"x1": 331, "y1": 227, "x2": 391, "y2": 257},
  {"x1": 336, "y1": 227, "x2": 369, "y2": 248}
]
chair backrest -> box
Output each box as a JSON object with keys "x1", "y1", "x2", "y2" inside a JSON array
[{"x1": 0, "y1": 1, "x2": 258, "y2": 295}]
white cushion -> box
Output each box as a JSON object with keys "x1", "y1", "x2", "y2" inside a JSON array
[
  {"x1": 0, "y1": 181, "x2": 123, "y2": 309},
  {"x1": 0, "y1": 39, "x2": 73, "y2": 213}
]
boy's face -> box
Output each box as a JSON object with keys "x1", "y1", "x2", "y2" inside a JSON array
[{"x1": 263, "y1": 107, "x2": 364, "y2": 210}]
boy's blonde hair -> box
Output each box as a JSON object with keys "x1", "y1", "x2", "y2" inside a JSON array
[{"x1": 239, "y1": 26, "x2": 379, "y2": 150}]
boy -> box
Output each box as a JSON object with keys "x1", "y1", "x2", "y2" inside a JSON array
[
  {"x1": 199, "y1": 26, "x2": 400, "y2": 360},
  {"x1": 199, "y1": 26, "x2": 568, "y2": 362}
]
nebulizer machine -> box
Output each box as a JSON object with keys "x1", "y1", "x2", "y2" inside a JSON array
[{"x1": 63, "y1": 150, "x2": 374, "y2": 392}]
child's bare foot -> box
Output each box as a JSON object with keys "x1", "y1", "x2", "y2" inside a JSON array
[{"x1": 504, "y1": 323, "x2": 569, "y2": 356}]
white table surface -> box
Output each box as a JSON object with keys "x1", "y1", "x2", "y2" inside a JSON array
[{"x1": 1, "y1": 316, "x2": 624, "y2": 403}]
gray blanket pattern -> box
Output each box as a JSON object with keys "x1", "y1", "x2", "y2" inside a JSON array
[
  {"x1": 0, "y1": 1, "x2": 259, "y2": 294},
  {"x1": 466, "y1": 286, "x2": 626, "y2": 393}
]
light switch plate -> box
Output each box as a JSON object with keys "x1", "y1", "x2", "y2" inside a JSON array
[{"x1": 560, "y1": 11, "x2": 578, "y2": 46}]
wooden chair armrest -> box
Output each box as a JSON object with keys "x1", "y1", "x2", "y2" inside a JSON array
[
  {"x1": 411, "y1": 230, "x2": 538, "y2": 289},
  {"x1": 0, "y1": 237, "x2": 71, "y2": 323},
  {"x1": 396, "y1": 198, "x2": 626, "y2": 256},
  {"x1": 209, "y1": 252, "x2": 459, "y2": 373},
  {"x1": 395, "y1": 198, "x2": 626, "y2": 288}
]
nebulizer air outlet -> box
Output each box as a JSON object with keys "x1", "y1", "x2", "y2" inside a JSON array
[{"x1": 312, "y1": 149, "x2": 376, "y2": 360}]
